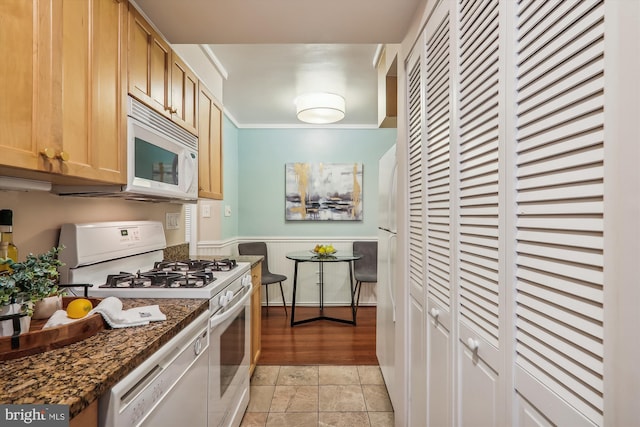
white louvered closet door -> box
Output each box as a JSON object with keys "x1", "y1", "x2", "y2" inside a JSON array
[
  {"x1": 513, "y1": 1, "x2": 605, "y2": 426},
  {"x1": 406, "y1": 45, "x2": 427, "y2": 427},
  {"x1": 423, "y1": 2, "x2": 454, "y2": 426},
  {"x1": 456, "y1": 0, "x2": 504, "y2": 425}
]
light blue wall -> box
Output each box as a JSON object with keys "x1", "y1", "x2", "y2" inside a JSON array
[
  {"x1": 237, "y1": 128, "x2": 396, "y2": 237},
  {"x1": 220, "y1": 116, "x2": 239, "y2": 239}
]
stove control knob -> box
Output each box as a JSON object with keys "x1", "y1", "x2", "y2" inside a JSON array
[
  {"x1": 242, "y1": 275, "x2": 252, "y2": 288},
  {"x1": 219, "y1": 294, "x2": 229, "y2": 306},
  {"x1": 225, "y1": 290, "x2": 235, "y2": 300}
]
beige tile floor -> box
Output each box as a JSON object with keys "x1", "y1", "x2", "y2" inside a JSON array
[{"x1": 240, "y1": 365, "x2": 394, "y2": 427}]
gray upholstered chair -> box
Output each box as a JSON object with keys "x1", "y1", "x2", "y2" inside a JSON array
[
  {"x1": 352, "y1": 241, "x2": 378, "y2": 316},
  {"x1": 238, "y1": 242, "x2": 288, "y2": 316}
]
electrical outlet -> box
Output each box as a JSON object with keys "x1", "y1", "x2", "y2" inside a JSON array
[
  {"x1": 165, "y1": 212, "x2": 180, "y2": 230},
  {"x1": 202, "y1": 204, "x2": 211, "y2": 218},
  {"x1": 224, "y1": 205, "x2": 232, "y2": 217}
]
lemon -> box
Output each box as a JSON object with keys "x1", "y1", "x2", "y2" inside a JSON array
[{"x1": 66, "y1": 298, "x2": 93, "y2": 319}]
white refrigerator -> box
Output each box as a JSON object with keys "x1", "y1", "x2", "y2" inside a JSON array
[{"x1": 377, "y1": 144, "x2": 398, "y2": 409}]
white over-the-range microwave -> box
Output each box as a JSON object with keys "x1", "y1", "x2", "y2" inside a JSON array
[{"x1": 53, "y1": 96, "x2": 199, "y2": 203}]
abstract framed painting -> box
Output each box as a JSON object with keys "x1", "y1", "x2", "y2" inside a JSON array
[{"x1": 285, "y1": 162, "x2": 363, "y2": 221}]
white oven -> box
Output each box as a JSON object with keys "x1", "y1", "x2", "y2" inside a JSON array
[{"x1": 208, "y1": 274, "x2": 252, "y2": 427}]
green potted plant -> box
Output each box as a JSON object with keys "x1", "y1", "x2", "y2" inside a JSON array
[
  {"x1": 0, "y1": 246, "x2": 65, "y2": 321},
  {"x1": 0, "y1": 270, "x2": 29, "y2": 337}
]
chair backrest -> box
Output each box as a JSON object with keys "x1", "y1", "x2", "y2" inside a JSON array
[
  {"x1": 238, "y1": 242, "x2": 270, "y2": 275},
  {"x1": 353, "y1": 241, "x2": 377, "y2": 279}
]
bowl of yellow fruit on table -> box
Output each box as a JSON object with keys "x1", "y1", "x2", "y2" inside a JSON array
[{"x1": 312, "y1": 244, "x2": 337, "y2": 257}]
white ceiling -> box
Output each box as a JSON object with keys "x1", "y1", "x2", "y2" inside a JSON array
[{"x1": 133, "y1": 0, "x2": 425, "y2": 127}]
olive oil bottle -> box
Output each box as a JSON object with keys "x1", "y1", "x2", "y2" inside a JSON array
[{"x1": 0, "y1": 209, "x2": 18, "y2": 270}]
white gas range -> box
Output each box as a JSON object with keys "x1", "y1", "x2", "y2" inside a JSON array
[
  {"x1": 58, "y1": 220, "x2": 250, "y2": 301},
  {"x1": 58, "y1": 221, "x2": 251, "y2": 427}
]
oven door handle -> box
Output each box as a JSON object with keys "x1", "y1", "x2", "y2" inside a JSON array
[{"x1": 209, "y1": 288, "x2": 251, "y2": 330}]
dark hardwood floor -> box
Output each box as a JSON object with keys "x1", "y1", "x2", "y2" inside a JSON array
[{"x1": 258, "y1": 306, "x2": 378, "y2": 366}]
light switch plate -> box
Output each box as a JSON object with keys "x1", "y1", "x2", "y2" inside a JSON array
[
  {"x1": 202, "y1": 204, "x2": 211, "y2": 218},
  {"x1": 165, "y1": 212, "x2": 180, "y2": 230},
  {"x1": 224, "y1": 205, "x2": 232, "y2": 217}
]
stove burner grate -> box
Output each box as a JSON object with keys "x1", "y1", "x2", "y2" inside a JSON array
[{"x1": 154, "y1": 258, "x2": 237, "y2": 272}]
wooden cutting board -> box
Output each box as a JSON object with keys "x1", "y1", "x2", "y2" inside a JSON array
[{"x1": 0, "y1": 297, "x2": 105, "y2": 361}]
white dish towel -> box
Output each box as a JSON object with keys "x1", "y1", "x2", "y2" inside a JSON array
[
  {"x1": 89, "y1": 296, "x2": 166, "y2": 328},
  {"x1": 43, "y1": 297, "x2": 166, "y2": 329}
]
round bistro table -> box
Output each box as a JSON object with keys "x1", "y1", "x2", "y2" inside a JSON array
[{"x1": 285, "y1": 251, "x2": 362, "y2": 326}]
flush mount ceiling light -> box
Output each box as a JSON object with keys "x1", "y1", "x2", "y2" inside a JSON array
[{"x1": 295, "y1": 92, "x2": 346, "y2": 124}]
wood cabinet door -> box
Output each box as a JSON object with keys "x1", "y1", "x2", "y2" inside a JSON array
[
  {"x1": 171, "y1": 53, "x2": 199, "y2": 135},
  {"x1": 58, "y1": 0, "x2": 126, "y2": 183},
  {"x1": 127, "y1": 4, "x2": 171, "y2": 118},
  {"x1": 0, "y1": 0, "x2": 57, "y2": 172},
  {"x1": 250, "y1": 262, "x2": 262, "y2": 375},
  {"x1": 197, "y1": 85, "x2": 223, "y2": 199}
]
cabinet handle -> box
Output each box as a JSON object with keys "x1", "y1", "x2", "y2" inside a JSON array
[
  {"x1": 57, "y1": 151, "x2": 70, "y2": 162},
  {"x1": 467, "y1": 338, "x2": 479, "y2": 352},
  {"x1": 430, "y1": 308, "x2": 440, "y2": 318},
  {"x1": 170, "y1": 107, "x2": 178, "y2": 114},
  {"x1": 40, "y1": 147, "x2": 55, "y2": 159}
]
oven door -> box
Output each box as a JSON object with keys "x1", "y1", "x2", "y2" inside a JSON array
[
  {"x1": 99, "y1": 312, "x2": 209, "y2": 427},
  {"x1": 208, "y1": 285, "x2": 251, "y2": 427}
]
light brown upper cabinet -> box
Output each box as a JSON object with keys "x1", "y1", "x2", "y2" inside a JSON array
[
  {"x1": 127, "y1": 4, "x2": 172, "y2": 119},
  {"x1": 376, "y1": 45, "x2": 398, "y2": 129},
  {"x1": 128, "y1": 3, "x2": 199, "y2": 136},
  {"x1": 171, "y1": 54, "x2": 199, "y2": 136},
  {"x1": 0, "y1": 0, "x2": 57, "y2": 172},
  {"x1": 0, "y1": 0, "x2": 126, "y2": 183},
  {"x1": 59, "y1": 0, "x2": 127, "y2": 183},
  {"x1": 198, "y1": 85, "x2": 223, "y2": 200}
]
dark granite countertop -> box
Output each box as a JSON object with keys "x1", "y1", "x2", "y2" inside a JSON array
[{"x1": 0, "y1": 298, "x2": 208, "y2": 418}]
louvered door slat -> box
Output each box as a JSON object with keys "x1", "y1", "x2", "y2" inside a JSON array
[
  {"x1": 518, "y1": 56, "x2": 603, "y2": 115},
  {"x1": 459, "y1": 172, "x2": 498, "y2": 191},
  {"x1": 522, "y1": 334, "x2": 603, "y2": 403},
  {"x1": 518, "y1": 166, "x2": 604, "y2": 192},
  {"x1": 459, "y1": 2, "x2": 498, "y2": 65},
  {"x1": 408, "y1": 51, "x2": 424, "y2": 297},
  {"x1": 516, "y1": 200, "x2": 604, "y2": 217},
  {"x1": 517, "y1": 184, "x2": 603, "y2": 206},
  {"x1": 518, "y1": 1, "x2": 602, "y2": 72},
  {"x1": 517, "y1": 252, "x2": 603, "y2": 284},
  {"x1": 517, "y1": 146, "x2": 603, "y2": 179},
  {"x1": 425, "y1": 8, "x2": 451, "y2": 310},
  {"x1": 515, "y1": 1, "x2": 605, "y2": 421},
  {"x1": 457, "y1": 0, "x2": 501, "y2": 355},
  {"x1": 516, "y1": 266, "x2": 602, "y2": 304},
  {"x1": 518, "y1": 129, "x2": 602, "y2": 164},
  {"x1": 517, "y1": 113, "x2": 603, "y2": 155},
  {"x1": 460, "y1": 300, "x2": 498, "y2": 347},
  {"x1": 516, "y1": 355, "x2": 601, "y2": 425},
  {"x1": 516, "y1": 304, "x2": 603, "y2": 360},
  {"x1": 459, "y1": 156, "x2": 498, "y2": 179},
  {"x1": 517, "y1": 95, "x2": 603, "y2": 142},
  {"x1": 459, "y1": 107, "x2": 498, "y2": 138},
  {"x1": 460, "y1": 226, "x2": 499, "y2": 241},
  {"x1": 517, "y1": 241, "x2": 602, "y2": 268}
]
